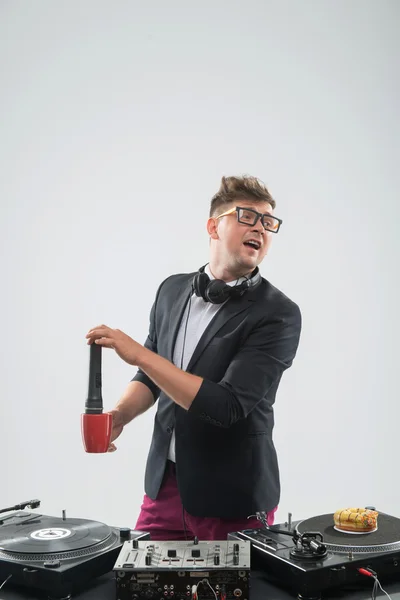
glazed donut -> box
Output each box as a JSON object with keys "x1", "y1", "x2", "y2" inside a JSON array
[{"x1": 334, "y1": 508, "x2": 378, "y2": 532}]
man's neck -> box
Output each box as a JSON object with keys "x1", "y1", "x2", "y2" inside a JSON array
[{"x1": 208, "y1": 261, "x2": 253, "y2": 283}]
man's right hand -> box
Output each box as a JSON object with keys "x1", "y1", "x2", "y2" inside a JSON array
[
  {"x1": 104, "y1": 381, "x2": 155, "y2": 452},
  {"x1": 108, "y1": 409, "x2": 125, "y2": 452}
]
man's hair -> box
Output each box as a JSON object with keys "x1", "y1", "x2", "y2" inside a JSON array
[{"x1": 209, "y1": 175, "x2": 276, "y2": 217}]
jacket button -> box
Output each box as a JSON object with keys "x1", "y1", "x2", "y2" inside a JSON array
[{"x1": 166, "y1": 427, "x2": 172, "y2": 434}]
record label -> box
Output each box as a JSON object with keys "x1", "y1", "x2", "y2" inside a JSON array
[{"x1": 30, "y1": 528, "x2": 72, "y2": 541}]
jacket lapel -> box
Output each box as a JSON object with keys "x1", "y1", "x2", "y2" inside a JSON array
[
  {"x1": 186, "y1": 295, "x2": 254, "y2": 372},
  {"x1": 166, "y1": 279, "x2": 193, "y2": 362}
]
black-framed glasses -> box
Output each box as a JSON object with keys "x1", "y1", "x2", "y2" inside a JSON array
[{"x1": 215, "y1": 206, "x2": 283, "y2": 233}]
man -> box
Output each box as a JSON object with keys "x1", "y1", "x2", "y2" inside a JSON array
[{"x1": 86, "y1": 175, "x2": 301, "y2": 541}]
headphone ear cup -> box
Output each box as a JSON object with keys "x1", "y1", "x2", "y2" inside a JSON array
[
  {"x1": 205, "y1": 279, "x2": 231, "y2": 304},
  {"x1": 193, "y1": 271, "x2": 210, "y2": 301}
]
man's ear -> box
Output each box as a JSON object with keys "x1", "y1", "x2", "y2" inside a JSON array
[{"x1": 207, "y1": 217, "x2": 219, "y2": 240}]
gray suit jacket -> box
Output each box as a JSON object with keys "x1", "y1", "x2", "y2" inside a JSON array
[{"x1": 133, "y1": 270, "x2": 301, "y2": 519}]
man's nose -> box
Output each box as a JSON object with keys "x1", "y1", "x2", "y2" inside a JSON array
[{"x1": 252, "y1": 217, "x2": 265, "y2": 233}]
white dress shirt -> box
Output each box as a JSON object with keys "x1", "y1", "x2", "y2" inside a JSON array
[{"x1": 167, "y1": 264, "x2": 246, "y2": 462}]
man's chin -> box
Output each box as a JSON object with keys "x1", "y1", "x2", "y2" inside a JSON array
[
  {"x1": 236, "y1": 257, "x2": 259, "y2": 274},
  {"x1": 241, "y1": 252, "x2": 261, "y2": 266}
]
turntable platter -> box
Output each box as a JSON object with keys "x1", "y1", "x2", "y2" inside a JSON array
[
  {"x1": 296, "y1": 512, "x2": 400, "y2": 552},
  {"x1": 0, "y1": 517, "x2": 112, "y2": 554}
]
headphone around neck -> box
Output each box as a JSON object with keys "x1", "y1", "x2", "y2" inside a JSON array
[{"x1": 192, "y1": 265, "x2": 262, "y2": 304}]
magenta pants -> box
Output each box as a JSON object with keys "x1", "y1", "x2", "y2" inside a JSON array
[{"x1": 135, "y1": 461, "x2": 277, "y2": 540}]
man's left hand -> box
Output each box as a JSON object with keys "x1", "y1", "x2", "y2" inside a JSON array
[{"x1": 86, "y1": 325, "x2": 143, "y2": 366}]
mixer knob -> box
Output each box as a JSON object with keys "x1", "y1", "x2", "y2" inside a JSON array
[
  {"x1": 145, "y1": 554, "x2": 152, "y2": 565},
  {"x1": 119, "y1": 528, "x2": 131, "y2": 540},
  {"x1": 132, "y1": 538, "x2": 139, "y2": 549},
  {"x1": 214, "y1": 554, "x2": 220, "y2": 565},
  {"x1": 233, "y1": 543, "x2": 240, "y2": 553}
]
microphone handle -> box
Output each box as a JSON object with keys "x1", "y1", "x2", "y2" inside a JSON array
[{"x1": 85, "y1": 343, "x2": 103, "y2": 414}]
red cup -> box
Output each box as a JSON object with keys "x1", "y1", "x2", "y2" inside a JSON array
[{"x1": 81, "y1": 412, "x2": 113, "y2": 453}]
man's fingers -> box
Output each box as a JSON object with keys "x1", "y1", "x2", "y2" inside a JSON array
[
  {"x1": 86, "y1": 336, "x2": 105, "y2": 345},
  {"x1": 89, "y1": 324, "x2": 108, "y2": 332},
  {"x1": 108, "y1": 443, "x2": 117, "y2": 452},
  {"x1": 86, "y1": 325, "x2": 111, "y2": 339},
  {"x1": 94, "y1": 338, "x2": 115, "y2": 348}
]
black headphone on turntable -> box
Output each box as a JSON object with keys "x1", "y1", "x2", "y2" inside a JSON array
[{"x1": 192, "y1": 264, "x2": 262, "y2": 304}]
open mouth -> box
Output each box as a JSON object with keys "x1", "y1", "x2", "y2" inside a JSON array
[{"x1": 243, "y1": 240, "x2": 261, "y2": 251}]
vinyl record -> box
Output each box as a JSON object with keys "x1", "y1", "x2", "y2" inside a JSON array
[
  {"x1": 0, "y1": 516, "x2": 112, "y2": 554},
  {"x1": 296, "y1": 513, "x2": 400, "y2": 550}
]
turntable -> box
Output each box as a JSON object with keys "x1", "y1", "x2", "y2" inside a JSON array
[
  {"x1": 0, "y1": 500, "x2": 149, "y2": 599},
  {"x1": 229, "y1": 510, "x2": 400, "y2": 599}
]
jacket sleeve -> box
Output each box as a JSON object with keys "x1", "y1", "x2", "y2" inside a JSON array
[
  {"x1": 188, "y1": 301, "x2": 302, "y2": 427},
  {"x1": 130, "y1": 284, "x2": 163, "y2": 402}
]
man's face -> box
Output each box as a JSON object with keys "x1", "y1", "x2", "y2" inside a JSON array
[{"x1": 208, "y1": 199, "x2": 277, "y2": 275}]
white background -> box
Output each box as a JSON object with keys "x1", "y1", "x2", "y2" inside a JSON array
[{"x1": 1, "y1": 0, "x2": 399, "y2": 529}]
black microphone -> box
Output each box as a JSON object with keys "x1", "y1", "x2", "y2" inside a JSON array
[{"x1": 85, "y1": 343, "x2": 103, "y2": 414}]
